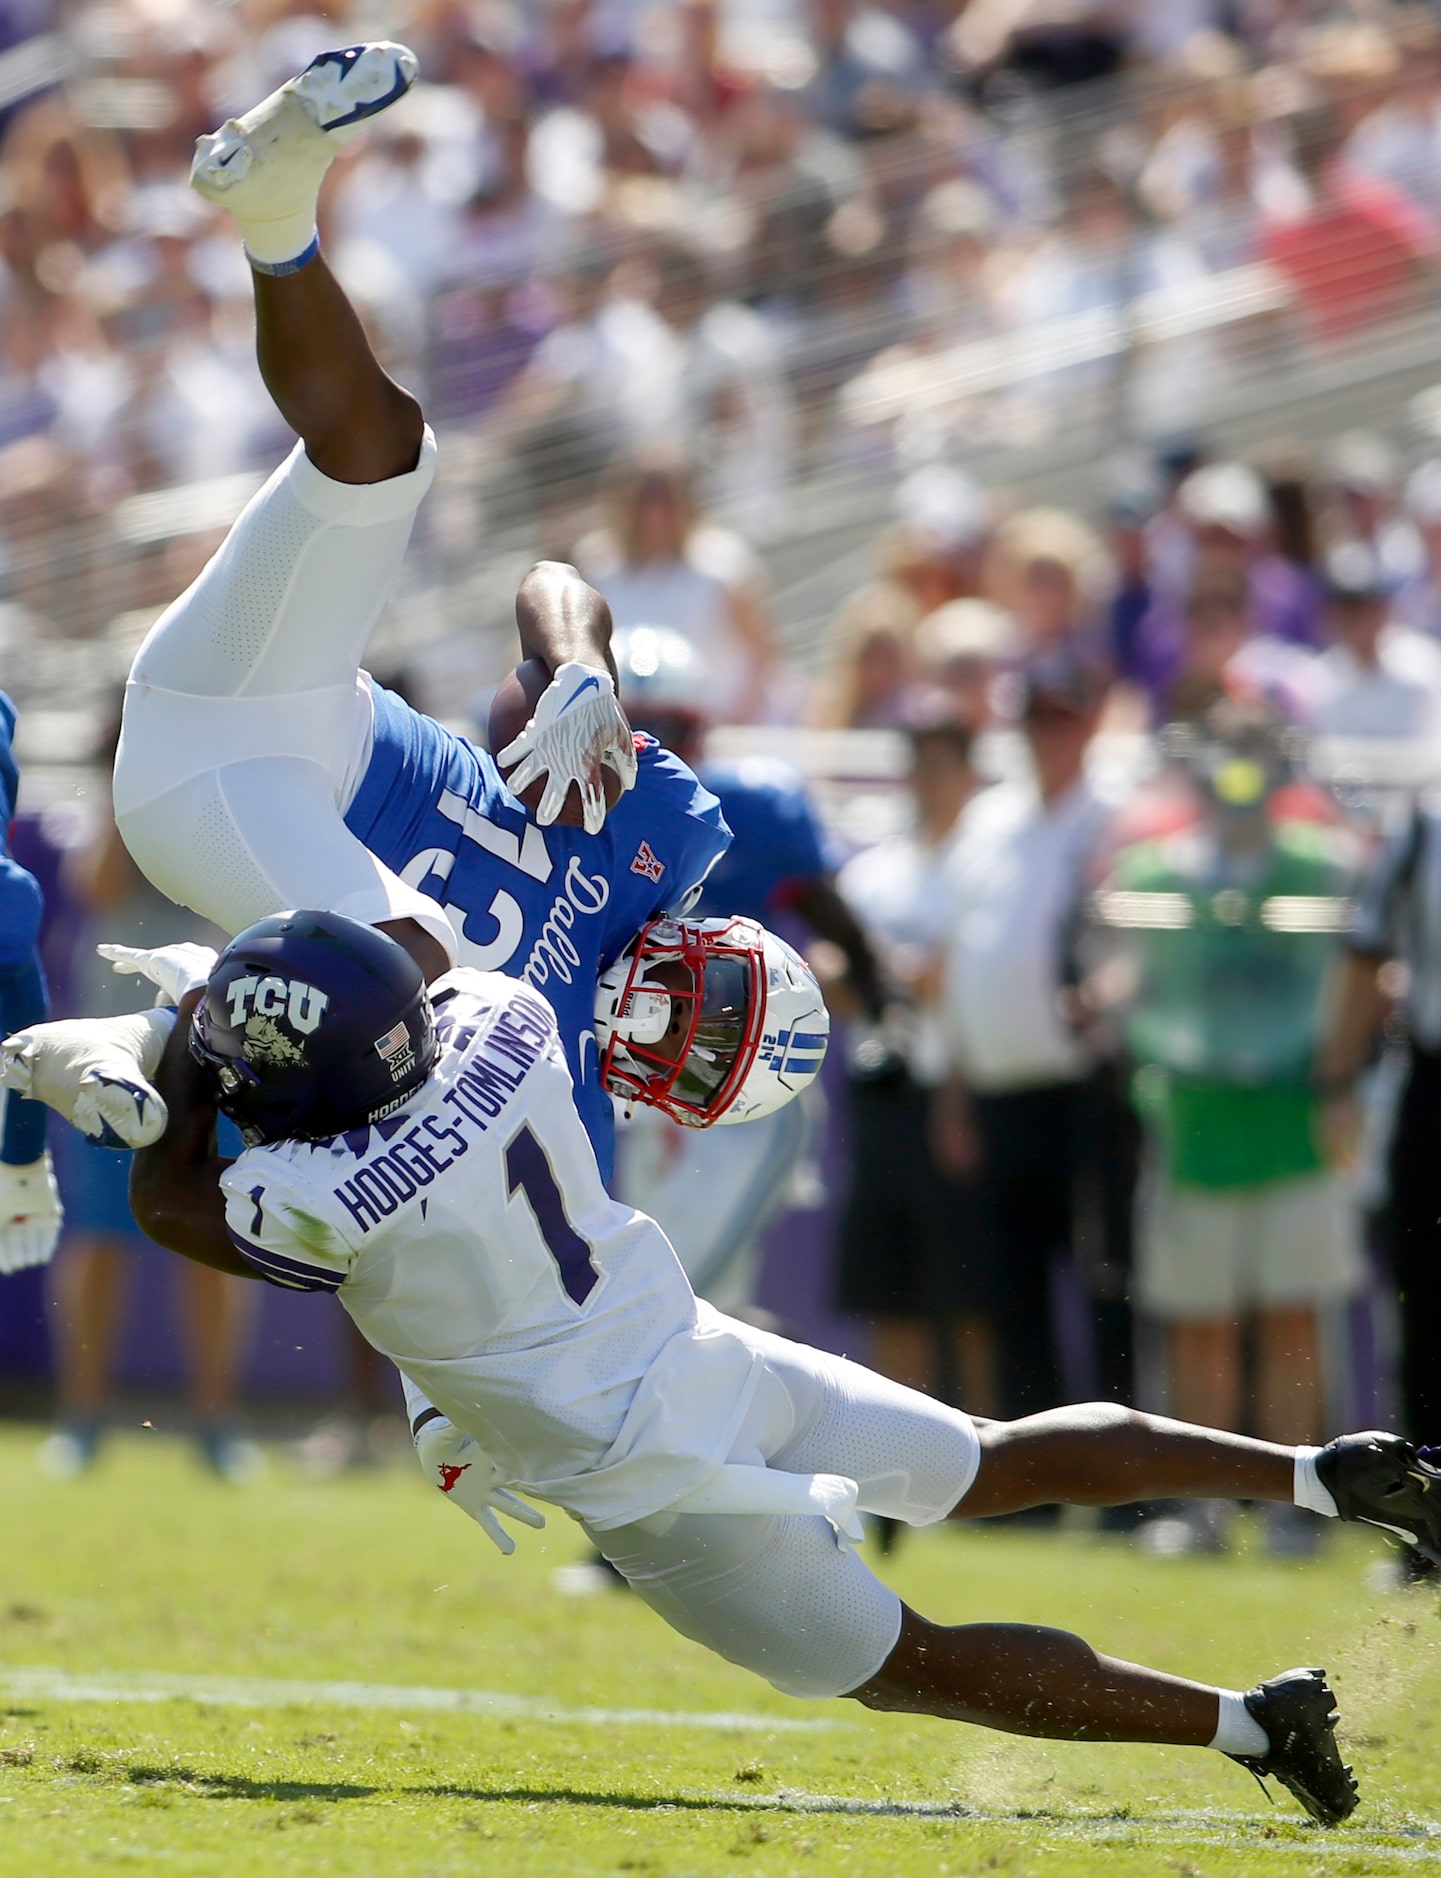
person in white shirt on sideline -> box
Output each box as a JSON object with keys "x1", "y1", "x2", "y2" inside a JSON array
[
  {"x1": 933, "y1": 652, "x2": 1123, "y2": 1423},
  {"x1": 1310, "y1": 540, "x2": 1441, "y2": 744},
  {"x1": 831, "y1": 694, "x2": 995, "y2": 1414}
]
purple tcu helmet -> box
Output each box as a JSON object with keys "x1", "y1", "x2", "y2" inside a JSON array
[{"x1": 190, "y1": 911, "x2": 437, "y2": 1146}]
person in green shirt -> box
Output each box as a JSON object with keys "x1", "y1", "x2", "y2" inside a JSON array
[{"x1": 1093, "y1": 700, "x2": 1362, "y2": 1555}]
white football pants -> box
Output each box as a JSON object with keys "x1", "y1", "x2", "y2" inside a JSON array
[
  {"x1": 590, "y1": 1317, "x2": 982, "y2": 1699},
  {"x1": 112, "y1": 433, "x2": 457, "y2": 961}
]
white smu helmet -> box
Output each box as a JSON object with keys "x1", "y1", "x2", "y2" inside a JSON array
[{"x1": 594, "y1": 914, "x2": 829, "y2": 1127}]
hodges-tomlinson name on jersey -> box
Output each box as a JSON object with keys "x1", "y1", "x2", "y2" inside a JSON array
[{"x1": 334, "y1": 992, "x2": 552, "y2": 1235}]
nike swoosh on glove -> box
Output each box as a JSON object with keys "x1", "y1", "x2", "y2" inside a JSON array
[
  {"x1": 497, "y1": 662, "x2": 639, "y2": 835},
  {"x1": 413, "y1": 1413, "x2": 546, "y2": 1555},
  {"x1": 0, "y1": 1010, "x2": 175, "y2": 1149},
  {"x1": 98, "y1": 941, "x2": 218, "y2": 1007},
  {"x1": 0, "y1": 1153, "x2": 61, "y2": 1273}
]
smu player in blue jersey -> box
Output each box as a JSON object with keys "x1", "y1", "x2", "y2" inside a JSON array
[
  {"x1": 341, "y1": 687, "x2": 726, "y2": 1181},
  {"x1": 108, "y1": 44, "x2": 728, "y2": 1188},
  {"x1": 610, "y1": 628, "x2": 880, "y2": 1303},
  {"x1": 0, "y1": 693, "x2": 61, "y2": 1274}
]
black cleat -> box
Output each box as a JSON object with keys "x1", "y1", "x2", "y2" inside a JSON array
[
  {"x1": 1227, "y1": 1667, "x2": 1359, "y2": 1827},
  {"x1": 1317, "y1": 1433, "x2": 1441, "y2": 1566}
]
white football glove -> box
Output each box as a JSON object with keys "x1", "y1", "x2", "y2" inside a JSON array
[
  {"x1": 0, "y1": 1152, "x2": 61, "y2": 1274},
  {"x1": 412, "y1": 1412, "x2": 545, "y2": 1556},
  {"x1": 98, "y1": 940, "x2": 219, "y2": 1007},
  {"x1": 497, "y1": 661, "x2": 638, "y2": 835},
  {"x1": 0, "y1": 1010, "x2": 175, "y2": 1149}
]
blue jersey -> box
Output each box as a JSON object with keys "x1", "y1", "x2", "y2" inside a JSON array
[
  {"x1": 692, "y1": 757, "x2": 830, "y2": 925},
  {"x1": 345, "y1": 684, "x2": 730, "y2": 1183},
  {"x1": 0, "y1": 691, "x2": 49, "y2": 1166}
]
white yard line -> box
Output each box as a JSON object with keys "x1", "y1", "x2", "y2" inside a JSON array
[
  {"x1": 708, "y1": 1790, "x2": 1441, "y2": 1860},
  {"x1": 4, "y1": 1665, "x2": 1432, "y2": 1857},
  {"x1": 0, "y1": 1664, "x2": 834, "y2": 1733}
]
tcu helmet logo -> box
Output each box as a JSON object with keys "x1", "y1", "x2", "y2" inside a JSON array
[
  {"x1": 224, "y1": 975, "x2": 330, "y2": 1069},
  {"x1": 224, "y1": 974, "x2": 330, "y2": 1033},
  {"x1": 630, "y1": 841, "x2": 665, "y2": 884}
]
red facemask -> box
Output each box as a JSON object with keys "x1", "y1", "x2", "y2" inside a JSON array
[{"x1": 595, "y1": 917, "x2": 769, "y2": 1126}]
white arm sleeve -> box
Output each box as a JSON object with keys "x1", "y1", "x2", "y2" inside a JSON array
[{"x1": 400, "y1": 1370, "x2": 436, "y2": 1432}]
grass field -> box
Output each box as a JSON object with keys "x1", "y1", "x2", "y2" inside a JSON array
[{"x1": 2, "y1": 1425, "x2": 1440, "y2": 1877}]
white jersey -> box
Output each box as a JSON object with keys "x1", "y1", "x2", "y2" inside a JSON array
[{"x1": 220, "y1": 969, "x2": 764, "y2": 1528}]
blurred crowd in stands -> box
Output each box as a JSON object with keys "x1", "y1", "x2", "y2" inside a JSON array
[
  {"x1": 5, "y1": 0, "x2": 1441, "y2": 1567},
  {"x1": 8, "y1": 0, "x2": 1441, "y2": 682}
]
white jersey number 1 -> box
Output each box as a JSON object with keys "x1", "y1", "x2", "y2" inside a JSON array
[{"x1": 505, "y1": 1123, "x2": 600, "y2": 1308}]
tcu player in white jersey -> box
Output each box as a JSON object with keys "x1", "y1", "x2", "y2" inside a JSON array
[{"x1": 68, "y1": 907, "x2": 1441, "y2": 1830}]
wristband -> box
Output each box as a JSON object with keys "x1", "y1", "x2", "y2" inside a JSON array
[{"x1": 246, "y1": 232, "x2": 320, "y2": 278}]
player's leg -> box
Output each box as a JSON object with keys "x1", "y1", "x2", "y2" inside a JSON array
[
  {"x1": 856, "y1": 1608, "x2": 1223, "y2": 1743},
  {"x1": 595, "y1": 1503, "x2": 1252, "y2": 1750},
  {"x1": 735, "y1": 1317, "x2": 1305, "y2": 1528},
  {"x1": 252, "y1": 260, "x2": 422, "y2": 486},
  {"x1": 112, "y1": 45, "x2": 453, "y2": 964},
  {"x1": 961, "y1": 1402, "x2": 1294, "y2": 1514},
  {"x1": 734, "y1": 1328, "x2": 1358, "y2": 1822},
  {"x1": 590, "y1": 1485, "x2": 1353, "y2": 1822},
  {"x1": 750, "y1": 1311, "x2": 1441, "y2": 1575},
  {"x1": 190, "y1": 43, "x2": 422, "y2": 482},
  {"x1": 852, "y1": 1611, "x2": 1358, "y2": 1827}
]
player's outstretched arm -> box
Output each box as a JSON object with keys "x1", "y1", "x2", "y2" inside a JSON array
[
  {"x1": 514, "y1": 562, "x2": 616, "y2": 678},
  {"x1": 492, "y1": 565, "x2": 638, "y2": 833},
  {"x1": 130, "y1": 991, "x2": 255, "y2": 1280}
]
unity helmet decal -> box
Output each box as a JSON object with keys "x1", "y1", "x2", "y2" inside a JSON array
[{"x1": 373, "y1": 1016, "x2": 420, "y2": 1087}]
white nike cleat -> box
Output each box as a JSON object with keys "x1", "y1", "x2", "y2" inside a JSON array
[
  {"x1": 0, "y1": 1011, "x2": 175, "y2": 1150},
  {"x1": 190, "y1": 42, "x2": 418, "y2": 265}
]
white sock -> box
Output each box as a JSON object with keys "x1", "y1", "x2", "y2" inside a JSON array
[
  {"x1": 194, "y1": 93, "x2": 337, "y2": 268},
  {"x1": 193, "y1": 45, "x2": 417, "y2": 270},
  {"x1": 1210, "y1": 1689, "x2": 1269, "y2": 1757},
  {"x1": 243, "y1": 226, "x2": 319, "y2": 275},
  {"x1": 1294, "y1": 1447, "x2": 1339, "y2": 1519}
]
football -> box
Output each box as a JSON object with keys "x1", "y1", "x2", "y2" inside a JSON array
[{"x1": 488, "y1": 658, "x2": 626, "y2": 828}]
